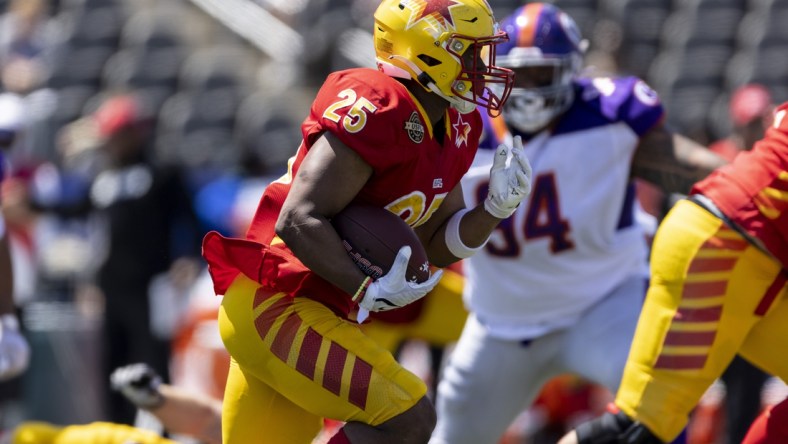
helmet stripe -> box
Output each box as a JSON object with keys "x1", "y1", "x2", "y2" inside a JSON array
[{"x1": 516, "y1": 2, "x2": 543, "y2": 48}]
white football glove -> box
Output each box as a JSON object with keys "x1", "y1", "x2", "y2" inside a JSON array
[
  {"x1": 110, "y1": 363, "x2": 164, "y2": 410},
  {"x1": 0, "y1": 314, "x2": 30, "y2": 381},
  {"x1": 356, "y1": 246, "x2": 443, "y2": 323},
  {"x1": 484, "y1": 135, "x2": 533, "y2": 219}
]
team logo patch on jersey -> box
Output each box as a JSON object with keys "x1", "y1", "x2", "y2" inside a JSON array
[
  {"x1": 405, "y1": 112, "x2": 425, "y2": 143},
  {"x1": 634, "y1": 80, "x2": 660, "y2": 106},
  {"x1": 453, "y1": 113, "x2": 471, "y2": 148}
]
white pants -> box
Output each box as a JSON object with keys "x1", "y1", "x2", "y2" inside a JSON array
[{"x1": 430, "y1": 275, "x2": 646, "y2": 444}]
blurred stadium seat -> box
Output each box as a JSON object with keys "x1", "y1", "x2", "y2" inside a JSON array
[
  {"x1": 234, "y1": 90, "x2": 309, "y2": 171},
  {"x1": 47, "y1": 45, "x2": 115, "y2": 89},
  {"x1": 60, "y1": 6, "x2": 123, "y2": 48},
  {"x1": 663, "y1": 79, "x2": 721, "y2": 144},
  {"x1": 609, "y1": 0, "x2": 670, "y2": 78},
  {"x1": 178, "y1": 45, "x2": 253, "y2": 92},
  {"x1": 551, "y1": 0, "x2": 599, "y2": 38},
  {"x1": 661, "y1": 2, "x2": 742, "y2": 48}
]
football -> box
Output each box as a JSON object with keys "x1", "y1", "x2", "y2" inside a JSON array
[{"x1": 332, "y1": 204, "x2": 430, "y2": 283}]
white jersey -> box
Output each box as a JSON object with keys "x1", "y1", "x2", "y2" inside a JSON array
[{"x1": 461, "y1": 76, "x2": 664, "y2": 339}]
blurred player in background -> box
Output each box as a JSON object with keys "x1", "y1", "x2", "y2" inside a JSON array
[
  {"x1": 429, "y1": 4, "x2": 726, "y2": 444},
  {"x1": 76, "y1": 94, "x2": 202, "y2": 424},
  {"x1": 560, "y1": 102, "x2": 788, "y2": 443},
  {"x1": 0, "y1": 92, "x2": 30, "y2": 383},
  {"x1": 200, "y1": 0, "x2": 533, "y2": 442},
  {"x1": 709, "y1": 84, "x2": 775, "y2": 162},
  {"x1": 110, "y1": 363, "x2": 222, "y2": 444},
  {"x1": 6, "y1": 363, "x2": 221, "y2": 444}
]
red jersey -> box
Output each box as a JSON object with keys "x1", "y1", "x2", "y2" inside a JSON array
[
  {"x1": 203, "y1": 68, "x2": 481, "y2": 317},
  {"x1": 692, "y1": 101, "x2": 788, "y2": 269}
]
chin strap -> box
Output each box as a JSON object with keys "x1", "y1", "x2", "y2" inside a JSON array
[
  {"x1": 381, "y1": 56, "x2": 476, "y2": 114},
  {"x1": 377, "y1": 59, "x2": 411, "y2": 79},
  {"x1": 426, "y1": 82, "x2": 475, "y2": 114}
]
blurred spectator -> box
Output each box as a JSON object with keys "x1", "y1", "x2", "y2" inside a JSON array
[
  {"x1": 1, "y1": 56, "x2": 45, "y2": 97},
  {"x1": 87, "y1": 93, "x2": 202, "y2": 424},
  {"x1": 709, "y1": 84, "x2": 775, "y2": 162},
  {"x1": 0, "y1": 57, "x2": 47, "y2": 165},
  {"x1": 0, "y1": 92, "x2": 39, "y2": 308},
  {"x1": 0, "y1": 0, "x2": 54, "y2": 64},
  {"x1": 0, "y1": 91, "x2": 32, "y2": 424},
  {"x1": 0, "y1": 0, "x2": 54, "y2": 150},
  {"x1": 32, "y1": 93, "x2": 204, "y2": 424},
  {"x1": 0, "y1": 92, "x2": 23, "y2": 150}
]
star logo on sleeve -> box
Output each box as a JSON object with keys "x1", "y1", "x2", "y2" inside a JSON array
[
  {"x1": 405, "y1": 0, "x2": 460, "y2": 32},
  {"x1": 453, "y1": 114, "x2": 471, "y2": 148}
]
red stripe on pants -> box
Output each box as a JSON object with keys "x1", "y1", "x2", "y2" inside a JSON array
[
  {"x1": 254, "y1": 297, "x2": 291, "y2": 340},
  {"x1": 663, "y1": 330, "x2": 717, "y2": 347},
  {"x1": 271, "y1": 312, "x2": 302, "y2": 362},
  {"x1": 296, "y1": 327, "x2": 322, "y2": 380},
  {"x1": 755, "y1": 272, "x2": 788, "y2": 316},
  {"x1": 348, "y1": 358, "x2": 372, "y2": 409},
  {"x1": 655, "y1": 354, "x2": 707, "y2": 370},
  {"x1": 323, "y1": 342, "x2": 348, "y2": 396},
  {"x1": 682, "y1": 281, "x2": 728, "y2": 299}
]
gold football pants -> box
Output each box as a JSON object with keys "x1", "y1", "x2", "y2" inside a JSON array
[
  {"x1": 219, "y1": 275, "x2": 428, "y2": 444},
  {"x1": 616, "y1": 200, "x2": 788, "y2": 441}
]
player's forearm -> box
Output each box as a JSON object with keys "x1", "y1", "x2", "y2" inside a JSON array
[
  {"x1": 426, "y1": 205, "x2": 499, "y2": 268},
  {"x1": 276, "y1": 208, "x2": 368, "y2": 296},
  {"x1": 633, "y1": 129, "x2": 727, "y2": 195},
  {"x1": 671, "y1": 133, "x2": 728, "y2": 181},
  {"x1": 150, "y1": 385, "x2": 223, "y2": 444}
]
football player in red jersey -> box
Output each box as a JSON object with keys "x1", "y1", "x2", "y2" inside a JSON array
[
  {"x1": 559, "y1": 102, "x2": 788, "y2": 444},
  {"x1": 200, "y1": 0, "x2": 532, "y2": 442}
]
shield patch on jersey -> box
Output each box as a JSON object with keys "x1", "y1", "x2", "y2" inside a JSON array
[{"x1": 404, "y1": 112, "x2": 425, "y2": 143}]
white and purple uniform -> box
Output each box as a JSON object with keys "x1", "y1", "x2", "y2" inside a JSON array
[
  {"x1": 463, "y1": 75, "x2": 662, "y2": 338},
  {"x1": 431, "y1": 76, "x2": 664, "y2": 444}
]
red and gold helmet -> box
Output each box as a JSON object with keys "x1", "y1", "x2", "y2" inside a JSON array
[{"x1": 374, "y1": 0, "x2": 514, "y2": 115}]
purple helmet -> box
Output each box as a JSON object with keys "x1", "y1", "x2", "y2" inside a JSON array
[{"x1": 497, "y1": 3, "x2": 588, "y2": 132}]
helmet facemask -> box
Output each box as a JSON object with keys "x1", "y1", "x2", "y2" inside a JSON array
[
  {"x1": 443, "y1": 33, "x2": 514, "y2": 116},
  {"x1": 500, "y1": 49, "x2": 580, "y2": 132}
]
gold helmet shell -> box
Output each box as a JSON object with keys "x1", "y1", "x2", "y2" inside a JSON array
[{"x1": 374, "y1": 0, "x2": 513, "y2": 114}]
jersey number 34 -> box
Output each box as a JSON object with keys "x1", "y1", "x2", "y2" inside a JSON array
[{"x1": 475, "y1": 172, "x2": 575, "y2": 256}]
